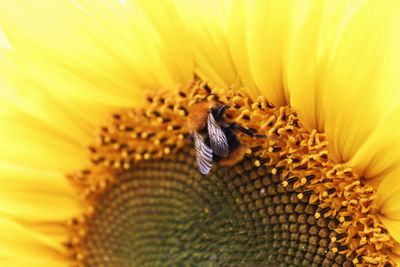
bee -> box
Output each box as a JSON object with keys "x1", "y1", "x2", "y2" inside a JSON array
[{"x1": 187, "y1": 96, "x2": 265, "y2": 174}]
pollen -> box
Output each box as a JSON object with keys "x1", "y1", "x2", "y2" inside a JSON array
[{"x1": 67, "y1": 80, "x2": 398, "y2": 266}]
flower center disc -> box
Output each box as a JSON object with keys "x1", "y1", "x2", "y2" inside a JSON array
[{"x1": 82, "y1": 148, "x2": 353, "y2": 267}]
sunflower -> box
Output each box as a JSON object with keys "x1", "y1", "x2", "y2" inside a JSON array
[{"x1": 1, "y1": 0, "x2": 400, "y2": 266}]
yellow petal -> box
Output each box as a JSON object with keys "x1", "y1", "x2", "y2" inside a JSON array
[
  {"x1": 0, "y1": 217, "x2": 67, "y2": 260},
  {"x1": 376, "y1": 168, "x2": 400, "y2": 218},
  {"x1": 0, "y1": 162, "x2": 81, "y2": 260},
  {"x1": 0, "y1": 111, "x2": 87, "y2": 173},
  {"x1": 379, "y1": 216, "x2": 400, "y2": 244},
  {"x1": 0, "y1": 161, "x2": 80, "y2": 196},
  {"x1": 288, "y1": 0, "x2": 400, "y2": 164},
  {"x1": 287, "y1": 0, "x2": 365, "y2": 132},
  {"x1": 0, "y1": 81, "x2": 96, "y2": 146},
  {"x1": 0, "y1": 164, "x2": 82, "y2": 221},
  {"x1": 0, "y1": 164, "x2": 75, "y2": 262},
  {"x1": 0, "y1": 0, "x2": 193, "y2": 110},
  {"x1": 376, "y1": 166, "x2": 400, "y2": 242},
  {"x1": 0, "y1": 259, "x2": 68, "y2": 267},
  {"x1": 349, "y1": 107, "x2": 400, "y2": 181},
  {"x1": 0, "y1": 28, "x2": 11, "y2": 50},
  {"x1": 227, "y1": 0, "x2": 259, "y2": 99},
  {"x1": 0, "y1": 191, "x2": 80, "y2": 222},
  {"x1": 391, "y1": 246, "x2": 400, "y2": 265},
  {"x1": 137, "y1": 0, "x2": 194, "y2": 89},
  {"x1": 175, "y1": 0, "x2": 236, "y2": 88},
  {"x1": 393, "y1": 255, "x2": 400, "y2": 266},
  {"x1": 233, "y1": 0, "x2": 312, "y2": 106}
]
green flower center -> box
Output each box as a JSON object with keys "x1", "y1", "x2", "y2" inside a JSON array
[{"x1": 82, "y1": 148, "x2": 353, "y2": 267}]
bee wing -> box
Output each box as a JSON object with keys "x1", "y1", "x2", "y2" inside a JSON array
[
  {"x1": 193, "y1": 132, "x2": 213, "y2": 174},
  {"x1": 207, "y1": 112, "x2": 229, "y2": 157}
]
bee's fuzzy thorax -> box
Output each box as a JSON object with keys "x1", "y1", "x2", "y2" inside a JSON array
[{"x1": 187, "y1": 101, "x2": 210, "y2": 132}]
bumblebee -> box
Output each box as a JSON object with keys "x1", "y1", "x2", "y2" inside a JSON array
[{"x1": 187, "y1": 97, "x2": 264, "y2": 174}]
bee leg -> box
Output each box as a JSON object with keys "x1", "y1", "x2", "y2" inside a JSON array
[
  {"x1": 213, "y1": 105, "x2": 230, "y2": 120},
  {"x1": 230, "y1": 123, "x2": 255, "y2": 137},
  {"x1": 231, "y1": 123, "x2": 269, "y2": 138}
]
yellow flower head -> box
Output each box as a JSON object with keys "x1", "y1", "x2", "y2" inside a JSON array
[{"x1": 1, "y1": 0, "x2": 400, "y2": 266}]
